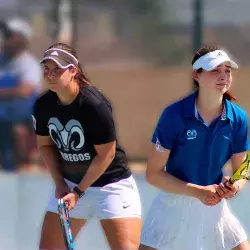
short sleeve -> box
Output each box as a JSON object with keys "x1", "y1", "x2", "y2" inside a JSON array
[
  {"x1": 32, "y1": 100, "x2": 49, "y2": 136},
  {"x1": 152, "y1": 107, "x2": 179, "y2": 150},
  {"x1": 20, "y1": 61, "x2": 42, "y2": 86},
  {"x1": 87, "y1": 102, "x2": 116, "y2": 145},
  {"x1": 232, "y1": 113, "x2": 249, "y2": 153},
  {"x1": 12, "y1": 55, "x2": 42, "y2": 87}
]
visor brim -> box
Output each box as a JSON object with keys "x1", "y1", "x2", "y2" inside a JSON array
[
  {"x1": 40, "y1": 56, "x2": 75, "y2": 69},
  {"x1": 204, "y1": 57, "x2": 238, "y2": 71}
]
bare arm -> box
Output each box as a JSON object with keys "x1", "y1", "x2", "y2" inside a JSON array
[
  {"x1": 146, "y1": 143, "x2": 203, "y2": 199},
  {"x1": 231, "y1": 151, "x2": 248, "y2": 190},
  {"x1": 0, "y1": 82, "x2": 37, "y2": 97},
  {"x1": 16, "y1": 81, "x2": 38, "y2": 97},
  {"x1": 77, "y1": 141, "x2": 116, "y2": 191},
  {"x1": 0, "y1": 88, "x2": 17, "y2": 97},
  {"x1": 217, "y1": 152, "x2": 248, "y2": 199},
  {"x1": 37, "y1": 135, "x2": 65, "y2": 186}
]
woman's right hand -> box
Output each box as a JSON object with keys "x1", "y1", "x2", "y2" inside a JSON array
[
  {"x1": 198, "y1": 184, "x2": 222, "y2": 206},
  {"x1": 55, "y1": 181, "x2": 71, "y2": 199}
]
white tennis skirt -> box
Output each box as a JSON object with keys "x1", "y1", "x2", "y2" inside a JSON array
[
  {"x1": 141, "y1": 191, "x2": 247, "y2": 250},
  {"x1": 46, "y1": 175, "x2": 142, "y2": 220}
]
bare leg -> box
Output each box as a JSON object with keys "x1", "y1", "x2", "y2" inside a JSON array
[
  {"x1": 101, "y1": 217, "x2": 142, "y2": 250},
  {"x1": 233, "y1": 240, "x2": 250, "y2": 250},
  {"x1": 39, "y1": 211, "x2": 86, "y2": 250}
]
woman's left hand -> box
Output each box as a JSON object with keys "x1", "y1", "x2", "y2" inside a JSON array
[
  {"x1": 62, "y1": 192, "x2": 79, "y2": 211},
  {"x1": 216, "y1": 176, "x2": 239, "y2": 199}
]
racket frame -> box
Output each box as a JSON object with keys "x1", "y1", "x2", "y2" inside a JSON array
[
  {"x1": 228, "y1": 153, "x2": 250, "y2": 184},
  {"x1": 58, "y1": 199, "x2": 74, "y2": 250}
]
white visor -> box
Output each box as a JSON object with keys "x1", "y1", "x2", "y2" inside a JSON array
[{"x1": 192, "y1": 50, "x2": 238, "y2": 71}]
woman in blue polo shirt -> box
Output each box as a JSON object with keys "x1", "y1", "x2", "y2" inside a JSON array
[{"x1": 139, "y1": 45, "x2": 250, "y2": 250}]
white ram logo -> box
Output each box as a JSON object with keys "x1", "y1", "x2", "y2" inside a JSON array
[{"x1": 48, "y1": 118, "x2": 85, "y2": 151}]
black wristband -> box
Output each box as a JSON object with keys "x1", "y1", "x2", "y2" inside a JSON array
[{"x1": 73, "y1": 186, "x2": 85, "y2": 198}]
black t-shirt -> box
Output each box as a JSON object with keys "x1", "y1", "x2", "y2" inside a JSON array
[{"x1": 32, "y1": 85, "x2": 131, "y2": 186}]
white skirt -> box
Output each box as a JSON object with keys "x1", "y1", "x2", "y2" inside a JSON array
[
  {"x1": 46, "y1": 176, "x2": 142, "y2": 220},
  {"x1": 141, "y1": 191, "x2": 247, "y2": 250}
]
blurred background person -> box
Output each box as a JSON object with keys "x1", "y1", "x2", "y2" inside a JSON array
[
  {"x1": 0, "y1": 1, "x2": 249, "y2": 249},
  {"x1": 0, "y1": 18, "x2": 42, "y2": 172}
]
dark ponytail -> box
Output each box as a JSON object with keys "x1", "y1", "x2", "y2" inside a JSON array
[
  {"x1": 192, "y1": 45, "x2": 236, "y2": 102},
  {"x1": 223, "y1": 92, "x2": 236, "y2": 102},
  {"x1": 75, "y1": 62, "x2": 91, "y2": 86}
]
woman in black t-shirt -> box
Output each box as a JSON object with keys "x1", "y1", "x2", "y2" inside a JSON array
[{"x1": 33, "y1": 43, "x2": 142, "y2": 250}]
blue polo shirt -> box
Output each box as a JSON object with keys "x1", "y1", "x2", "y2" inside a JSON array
[{"x1": 152, "y1": 91, "x2": 249, "y2": 185}]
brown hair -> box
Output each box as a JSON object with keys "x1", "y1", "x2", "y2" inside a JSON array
[
  {"x1": 47, "y1": 42, "x2": 91, "y2": 87},
  {"x1": 192, "y1": 45, "x2": 236, "y2": 102}
]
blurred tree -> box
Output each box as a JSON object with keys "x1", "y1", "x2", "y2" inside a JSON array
[
  {"x1": 130, "y1": 0, "x2": 189, "y2": 66},
  {"x1": 79, "y1": 0, "x2": 191, "y2": 66},
  {"x1": 48, "y1": 0, "x2": 79, "y2": 49},
  {"x1": 71, "y1": 0, "x2": 79, "y2": 49},
  {"x1": 193, "y1": 0, "x2": 204, "y2": 53},
  {"x1": 94, "y1": 0, "x2": 188, "y2": 66},
  {"x1": 48, "y1": 0, "x2": 60, "y2": 40}
]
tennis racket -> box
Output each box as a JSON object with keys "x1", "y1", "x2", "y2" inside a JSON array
[
  {"x1": 58, "y1": 199, "x2": 74, "y2": 250},
  {"x1": 228, "y1": 152, "x2": 250, "y2": 184}
]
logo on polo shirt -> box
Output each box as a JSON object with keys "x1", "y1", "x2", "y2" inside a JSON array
[
  {"x1": 187, "y1": 129, "x2": 197, "y2": 140},
  {"x1": 156, "y1": 137, "x2": 164, "y2": 152}
]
